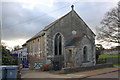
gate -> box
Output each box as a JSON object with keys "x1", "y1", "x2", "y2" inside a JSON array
[{"x1": 22, "y1": 60, "x2": 29, "y2": 68}]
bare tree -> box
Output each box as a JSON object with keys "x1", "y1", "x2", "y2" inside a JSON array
[{"x1": 96, "y1": 2, "x2": 120, "y2": 44}]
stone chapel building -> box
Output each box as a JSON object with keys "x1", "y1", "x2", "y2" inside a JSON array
[{"x1": 26, "y1": 5, "x2": 96, "y2": 69}]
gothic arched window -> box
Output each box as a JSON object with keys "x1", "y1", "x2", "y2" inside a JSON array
[
  {"x1": 83, "y1": 46, "x2": 87, "y2": 62},
  {"x1": 54, "y1": 33, "x2": 62, "y2": 55}
]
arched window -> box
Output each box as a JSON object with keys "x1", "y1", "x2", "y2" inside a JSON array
[
  {"x1": 54, "y1": 33, "x2": 62, "y2": 55},
  {"x1": 83, "y1": 46, "x2": 87, "y2": 62}
]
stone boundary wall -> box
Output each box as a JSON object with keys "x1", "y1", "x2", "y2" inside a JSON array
[{"x1": 60, "y1": 63, "x2": 113, "y2": 74}]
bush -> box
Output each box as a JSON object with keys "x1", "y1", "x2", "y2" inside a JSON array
[
  {"x1": 2, "y1": 46, "x2": 18, "y2": 65},
  {"x1": 97, "y1": 58, "x2": 106, "y2": 64}
]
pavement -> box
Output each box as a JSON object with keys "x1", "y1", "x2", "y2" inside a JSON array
[{"x1": 21, "y1": 67, "x2": 119, "y2": 79}]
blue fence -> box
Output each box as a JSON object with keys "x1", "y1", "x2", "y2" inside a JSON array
[{"x1": 10, "y1": 54, "x2": 18, "y2": 57}]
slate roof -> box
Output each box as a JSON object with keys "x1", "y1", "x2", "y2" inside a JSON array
[
  {"x1": 65, "y1": 35, "x2": 84, "y2": 47},
  {"x1": 27, "y1": 31, "x2": 45, "y2": 42}
]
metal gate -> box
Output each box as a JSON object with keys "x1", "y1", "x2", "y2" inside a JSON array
[{"x1": 22, "y1": 60, "x2": 29, "y2": 68}]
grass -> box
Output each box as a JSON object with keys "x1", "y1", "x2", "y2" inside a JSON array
[
  {"x1": 99, "y1": 54, "x2": 120, "y2": 59},
  {"x1": 114, "y1": 64, "x2": 120, "y2": 66}
]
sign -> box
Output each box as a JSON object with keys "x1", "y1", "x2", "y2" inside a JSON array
[{"x1": 34, "y1": 62, "x2": 42, "y2": 69}]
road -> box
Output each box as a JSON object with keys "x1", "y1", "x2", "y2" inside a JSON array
[
  {"x1": 88, "y1": 70, "x2": 119, "y2": 78},
  {"x1": 21, "y1": 68, "x2": 119, "y2": 80}
]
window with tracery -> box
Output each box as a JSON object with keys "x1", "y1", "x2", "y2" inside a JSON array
[{"x1": 54, "y1": 33, "x2": 62, "y2": 55}]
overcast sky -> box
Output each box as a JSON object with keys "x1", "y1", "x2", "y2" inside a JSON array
[{"x1": 1, "y1": 0, "x2": 118, "y2": 49}]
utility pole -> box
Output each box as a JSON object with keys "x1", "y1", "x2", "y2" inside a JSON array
[
  {"x1": 118, "y1": 1, "x2": 120, "y2": 21},
  {"x1": 118, "y1": 1, "x2": 120, "y2": 80}
]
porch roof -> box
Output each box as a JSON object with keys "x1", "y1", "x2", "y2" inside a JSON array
[{"x1": 65, "y1": 35, "x2": 84, "y2": 47}]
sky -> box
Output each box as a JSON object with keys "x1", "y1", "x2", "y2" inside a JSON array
[{"x1": 1, "y1": 0, "x2": 119, "y2": 49}]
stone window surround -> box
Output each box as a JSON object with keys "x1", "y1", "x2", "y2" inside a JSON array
[
  {"x1": 53, "y1": 32, "x2": 64, "y2": 56},
  {"x1": 54, "y1": 33, "x2": 62, "y2": 55}
]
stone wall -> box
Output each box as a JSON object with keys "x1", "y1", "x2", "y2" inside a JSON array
[
  {"x1": 26, "y1": 9, "x2": 96, "y2": 69},
  {"x1": 74, "y1": 36, "x2": 95, "y2": 67},
  {"x1": 46, "y1": 10, "x2": 95, "y2": 68},
  {"x1": 60, "y1": 63, "x2": 113, "y2": 74}
]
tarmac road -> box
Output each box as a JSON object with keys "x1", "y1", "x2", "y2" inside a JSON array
[
  {"x1": 88, "y1": 70, "x2": 119, "y2": 78},
  {"x1": 21, "y1": 68, "x2": 119, "y2": 80}
]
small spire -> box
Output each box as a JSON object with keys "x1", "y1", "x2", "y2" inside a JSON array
[{"x1": 71, "y1": 5, "x2": 74, "y2": 10}]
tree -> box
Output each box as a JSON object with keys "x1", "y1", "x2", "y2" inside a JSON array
[
  {"x1": 2, "y1": 45, "x2": 18, "y2": 65},
  {"x1": 96, "y1": 3, "x2": 119, "y2": 44},
  {"x1": 96, "y1": 44, "x2": 104, "y2": 63}
]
